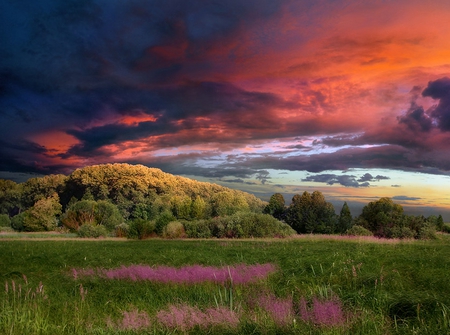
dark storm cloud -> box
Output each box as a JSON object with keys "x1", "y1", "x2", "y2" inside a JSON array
[
  {"x1": 422, "y1": 77, "x2": 450, "y2": 131},
  {"x1": 302, "y1": 171, "x2": 389, "y2": 188},
  {"x1": 303, "y1": 174, "x2": 367, "y2": 187}
]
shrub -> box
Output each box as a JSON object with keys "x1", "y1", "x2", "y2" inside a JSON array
[
  {"x1": 208, "y1": 212, "x2": 295, "y2": 238},
  {"x1": 115, "y1": 223, "x2": 130, "y2": 237},
  {"x1": 163, "y1": 221, "x2": 185, "y2": 239},
  {"x1": 346, "y1": 225, "x2": 373, "y2": 236},
  {"x1": 390, "y1": 226, "x2": 416, "y2": 239},
  {"x1": 10, "y1": 212, "x2": 26, "y2": 231},
  {"x1": 127, "y1": 219, "x2": 155, "y2": 239},
  {"x1": 0, "y1": 214, "x2": 11, "y2": 227},
  {"x1": 155, "y1": 211, "x2": 176, "y2": 236},
  {"x1": 418, "y1": 224, "x2": 437, "y2": 240},
  {"x1": 442, "y1": 224, "x2": 450, "y2": 234},
  {"x1": 77, "y1": 224, "x2": 108, "y2": 238},
  {"x1": 183, "y1": 220, "x2": 212, "y2": 238},
  {"x1": 62, "y1": 200, "x2": 123, "y2": 232}
]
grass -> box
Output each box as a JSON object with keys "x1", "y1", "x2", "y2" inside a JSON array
[{"x1": 1, "y1": 235, "x2": 450, "y2": 334}]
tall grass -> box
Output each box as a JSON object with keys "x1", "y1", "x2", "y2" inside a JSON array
[{"x1": 1, "y1": 236, "x2": 450, "y2": 334}]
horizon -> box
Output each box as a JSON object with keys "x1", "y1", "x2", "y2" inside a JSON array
[{"x1": 1, "y1": 1, "x2": 450, "y2": 220}]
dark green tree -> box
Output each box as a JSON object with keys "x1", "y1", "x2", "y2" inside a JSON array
[
  {"x1": 437, "y1": 214, "x2": 445, "y2": 231},
  {"x1": 359, "y1": 197, "x2": 404, "y2": 237},
  {"x1": 286, "y1": 191, "x2": 336, "y2": 234},
  {"x1": 264, "y1": 193, "x2": 285, "y2": 220},
  {"x1": 337, "y1": 202, "x2": 353, "y2": 233},
  {"x1": 0, "y1": 179, "x2": 21, "y2": 216}
]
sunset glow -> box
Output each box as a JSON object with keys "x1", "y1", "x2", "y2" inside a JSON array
[{"x1": 1, "y1": 0, "x2": 450, "y2": 218}]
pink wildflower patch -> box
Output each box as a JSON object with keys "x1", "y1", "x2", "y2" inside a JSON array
[
  {"x1": 107, "y1": 308, "x2": 151, "y2": 331},
  {"x1": 71, "y1": 263, "x2": 276, "y2": 284},
  {"x1": 257, "y1": 293, "x2": 293, "y2": 326},
  {"x1": 299, "y1": 296, "x2": 346, "y2": 327},
  {"x1": 156, "y1": 304, "x2": 239, "y2": 330}
]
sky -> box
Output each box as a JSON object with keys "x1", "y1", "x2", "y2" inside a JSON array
[{"x1": 1, "y1": 0, "x2": 450, "y2": 219}]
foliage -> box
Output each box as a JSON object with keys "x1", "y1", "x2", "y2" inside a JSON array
[
  {"x1": 211, "y1": 191, "x2": 250, "y2": 216},
  {"x1": 0, "y1": 179, "x2": 21, "y2": 216},
  {"x1": 337, "y1": 202, "x2": 353, "y2": 234},
  {"x1": 346, "y1": 225, "x2": 373, "y2": 236},
  {"x1": 263, "y1": 193, "x2": 285, "y2": 220},
  {"x1": 22, "y1": 193, "x2": 62, "y2": 232},
  {"x1": 209, "y1": 212, "x2": 295, "y2": 238},
  {"x1": 20, "y1": 174, "x2": 66, "y2": 209},
  {"x1": 95, "y1": 200, "x2": 123, "y2": 230},
  {"x1": 61, "y1": 200, "x2": 123, "y2": 232},
  {"x1": 127, "y1": 219, "x2": 155, "y2": 239},
  {"x1": 358, "y1": 198, "x2": 442, "y2": 239},
  {"x1": 183, "y1": 220, "x2": 212, "y2": 238},
  {"x1": 155, "y1": 210, "x2": 176, "y2": 236},
  {"x1": 285, "y1": 191, "x2": 337, "y2": 234},
  {"x1": 358, "y1": 197, "x2": 403, "y2": 237},
  {"x1": 10, "y1": 212, "x2": 26, "y2": 231},
  {"x1": 163, "y1": 221, "x2": 186, "y2": 239},
  {"x1": 77, "y1": 224, "x2": 108, "y2": 238},
  {"x1": 418, "y1": 224, "x2": 437, "y2": 240},
  {"x1": 61, "y1": 163, "x2": 264, "y2": 219},
  {"x1": 115, "y1": 222, "x2": 130, "y2": 237},
  {"x1": 0, "y1": 213, "x2": 11, "y2": 227}
]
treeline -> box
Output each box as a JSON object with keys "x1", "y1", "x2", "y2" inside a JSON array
[
  {"x1": 264, "y1": 192, "x2": 447, "y2": 239},
  {"x1": 0, "y1": 164, "x2": 294, "y2": 238}
]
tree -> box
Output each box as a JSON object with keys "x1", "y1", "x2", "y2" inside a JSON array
[
  {"x1": 359, "y1": 197, "x2": 404, "y2": 237},
  {"x1": 264, "y1": 193, "x2": 285, "y2": 220},
  {"x1": 61, "y1": 200, "x2": 123, "y2": 232},
  {"x1": 437, "y1": 215, "x2": 445, "y2": 231},
  {"x1": 0, "y1": 179, "x2": 21, "y2": 216},
  {"x1": 22, "y1": 193, "x2": 62, "y2": 231},
  {"x1": 286, "y1": 191, "x2": 336, "y2": 234},
  {"x1": 337, "y1": 202, "x2": 353, "y2": 233},
  {"x1": 191, "y1": 195, "x2": 206, "y2": 219}
]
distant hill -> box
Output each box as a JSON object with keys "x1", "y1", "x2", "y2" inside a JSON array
[{"x1": 2, "y1": 163, "x2": 265, "y2": 221}]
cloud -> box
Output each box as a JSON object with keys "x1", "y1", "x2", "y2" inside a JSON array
[
  {"x1": 392, "y1": 195, "x2": 421, "y2": 201},
  {"x1": 301, "y1": 172, "x2": 389, "y2": 188},
  {"x1": 422, "y1": 77, "x2": 450, "y2": 131}
]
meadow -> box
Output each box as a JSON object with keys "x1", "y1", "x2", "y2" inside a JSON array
[{"x1": 1, "y1": 235, "x2": 450, "y2": 334}]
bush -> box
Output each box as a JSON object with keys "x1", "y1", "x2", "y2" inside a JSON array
[
  {"x1": 390, "y1": 226, "x2": 416, "y2": 239},
  {"x1": 163, "y1": 221, "x2": 185, "y2": 239},
  {"x1": 208, "y1": 212, "x2": 296, "y2": 238},
  {"x1": 418, "y1": 225, "x2": 437, "y2": 240},
  {"x1": 183, "y1": 220, "x2": 212, "y2": 238},
  {"x1": 10, "y1": 212, "x2": 26, "y2": 231},
  {"x1": 346, "y1": 225, "x2": 373, "y2": 236},
  {"x1": 155, "y1": 211, "x2": 176, "y2": 236},
  {"x1": 77, "y1": 224, "x2": 108, "y2": 238},
  {"x1": 127, "y1": 219, "x2": 155, "y2": 239},
  {"x1": 62, "y1": 200, "x2": 123, "y2": 232},
  {"x1": 442, "y1": 224, "x2": 450, "y2": 234},
  {"x1": 115, "y1": 223, "x2": 129, "y2": 237},
  {"x1": 0, "y1": 214, "x2": 11, "y2": 227}
]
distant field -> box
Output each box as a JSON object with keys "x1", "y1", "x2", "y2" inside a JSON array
[{"x1": 1, "y1": 235, "x2": 450, "y2": 334}]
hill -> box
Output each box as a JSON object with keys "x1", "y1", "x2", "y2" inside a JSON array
[{"x1": 1, "y1": 164, "x2": 297, "y2": 238}]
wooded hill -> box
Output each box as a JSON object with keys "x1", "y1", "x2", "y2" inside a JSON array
[{"x1": 1, "y1": 163, "x2": 297, "y2": 238}]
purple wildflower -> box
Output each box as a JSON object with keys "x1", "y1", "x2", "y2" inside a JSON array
[
  {"x1": 156, "y1": 304, "x2": 240, "y2": 330},
  {"x1": 298, "y1": 296, "x2": 346, "y2": 327},
  {"x1": 71, "y1": 263, "x2": 276, "y2": 284},
  {"x1": 257, "y1": 294, "x2": 293, "y2": 326}
]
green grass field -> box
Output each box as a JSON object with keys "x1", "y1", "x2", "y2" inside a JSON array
[{"x1": 1, "y1": 235, "x2": 450, "y2": 334}]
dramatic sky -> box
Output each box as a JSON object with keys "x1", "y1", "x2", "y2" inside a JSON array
[{"x1": 2, "y1": 0, "x2": 450, "y2": 218}]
